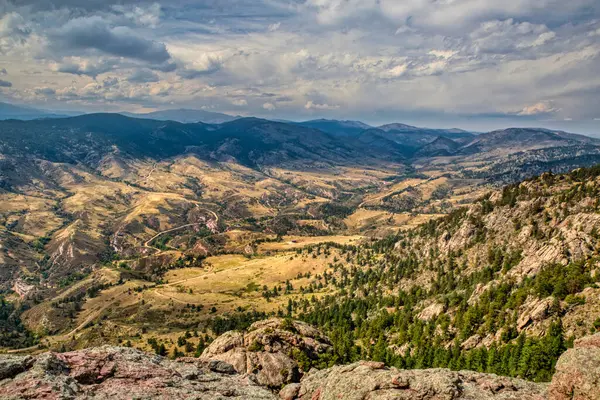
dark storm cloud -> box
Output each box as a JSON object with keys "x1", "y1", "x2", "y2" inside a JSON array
[{"x1": 50, "y1": 16, "x2": 171, "y2": 63}]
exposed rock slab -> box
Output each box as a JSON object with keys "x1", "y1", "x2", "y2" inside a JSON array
[
  {"x1": 279, "y1": 361, "x2": 548, "y2": 400},
  {"x1": 0, "y1": 346, "x2": 276, "y2": 399},
  {"x1": 200, "y1": 318, "x2": 332, "y2": 387},
  {"x1": 548, "y1": 333, "x2": 600, "y2": 400}
]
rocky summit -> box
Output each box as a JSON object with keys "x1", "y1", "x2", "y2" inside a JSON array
[
  {"x1": 279, "y1": 361, "x2": 547, "y2": 400},
  {"x1": 199, "y1": 318, "x2": 333, "y2": 387},
  {"x1": 2, "y1": 325, "x2": 600, "y2": 399},
  {"x1": 0, "y1": 346, "x2": 276, "y2": 399}
]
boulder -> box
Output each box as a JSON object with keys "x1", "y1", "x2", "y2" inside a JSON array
[
  {"x1": 517, "y1": 296, "x2": 554, "y2": 332},
  {"x1": 280, "y1": 361, "x2": 547, "y2": 400},
  {"x1": 0, "y1": 346, "x2": 276, "y2": 399},
  {"x1": 0, "y1": 354, "x2": 33, "y2": 380},
  {"x1": 548, "y1": 333, "x2": 600, "y2": 400},
  {"x1": 201, "y1": 318, "x2": 332, "y2": 388}
]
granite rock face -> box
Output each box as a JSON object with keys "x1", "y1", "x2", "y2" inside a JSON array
[
  {"x1": 278, "y1": 361, "x2": 548, "y2": 400},
  {"x1": 200, "y1": 318, "x2": 333, "y2": 387},
  {"x1": 548, "y1": 333, "x2": 600, "y2": 400},
  {"x1": 0, "y1": 346, "x2": 276, "y2": 400}
]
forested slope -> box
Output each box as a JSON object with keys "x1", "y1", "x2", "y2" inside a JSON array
[{"x1": 292, "y1": 165, "x2": 600, "y2": 381}]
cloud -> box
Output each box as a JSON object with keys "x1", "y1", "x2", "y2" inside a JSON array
[
  {"x1": 469, "y1": 19, "x2": 556, "y2": 55},
  {"x1": 33, "y1": 86, "x2": 56, "y2": 95},
  {"x1": 51, "y1": 16, "x2": 171, "y2": 63},
  {"x1": 518, "y1": 101, "x2": 559, "y2": 115},
  {"x1": 0, "y1": 11, "x2": 32, "y2": 53},
  {"x1": 305, "y1": 0, "x2": 599, "y2": 31},
  {"x1": 176, "y1": 53, "x2": 223, "y2": 79},
  {"x1": 52, "y1": 58, "x2": 116, "y2": 78},
  {"x1": 112, "y1": 3, "x2": 162, "y2": 28},
  {"x1": 231, "y1": 98, "x2": 248, "y2": 106},
  {"x1": 305, "y1": 100, "x2": 340, "y2": 110},
  {"x1": 0, "y1": 12, "x2": 31, "y2": 38},
  {"x1": 381, "y1": 64, "x2": 408, "y2": 78},
  {"x1": 1, "y1": 0, "x2": 599, "y2": 129},
  {"x1": 127, "y1": 69, "x2": 160, "y2": 83},
  {"x1": 0, "y1": 79, "x2": 12, "y2": 87}
]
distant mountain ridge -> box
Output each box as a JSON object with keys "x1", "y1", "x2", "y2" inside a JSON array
[
  {"x1": 0, "y1": 114, "x2": 598, "y2": 169},
  {"x1": 121, "y1": 108, "x2": 238, "y2": 124},
  {"x1": 296, "y1": 119, "x2": 372, "y2": 137},
  {"x1": 0, "y1": 114, "x2": 406, "y2": 169},
  {"x1": 459, "y1": 127, "x2": 600, "y2": 154},
  {"x1": 0, "y1": 101, "x2": 77, "y2": 120}
]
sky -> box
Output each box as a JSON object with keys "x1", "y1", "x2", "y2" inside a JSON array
[{"x1": 1, "y1": 0, "x2": 600, "y2": 134}]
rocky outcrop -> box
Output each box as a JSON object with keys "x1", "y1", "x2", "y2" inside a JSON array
[
  {"x1": 548, "y1": 333, "x2": 600, "y2": 400},
  {"x1": 200, "y1": 318, "x2": 332, "y2": 387},
  {"x1": 279, "y1": 361, "x2": 548, "y2": 400},
  {"x1": 517, "y1": 296, "x2": 554, "y2": 332},
  {"x1": 417, "y1": 302, "x2": 445, "y2": 321},
  {"x1": 4, "y1": 331, "x2": 600, "y2": 399},
  {"x1": 0, "y1": 346, "x2": 276, "y2": 399}
]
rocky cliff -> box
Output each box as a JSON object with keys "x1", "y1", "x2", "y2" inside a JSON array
[{"x1": 2, "y1": 325, "x2": 599, "y2": 399}]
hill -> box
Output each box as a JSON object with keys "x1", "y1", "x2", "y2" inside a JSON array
[
  {"x1": 0, "y1": 114, "x2": 404, "y2": 169},
  {"x1": 459, "y1": 128, "x2": 600, "y2": 155},
  {"x1": 415, "y1": 136, "x2": 462, "y2": 157},
  {"x1": 358, "y1": 124, "x2": 476, "y2": 156},
  {"x1": 121, "y1": 108, "x2": 237, "y2": 124},
  {"x1": 295, "y1": 119, "x2": 372, "y2": 137},
  {"x1": 295, "y1": 165, "x2": 600, "y2": 382}
]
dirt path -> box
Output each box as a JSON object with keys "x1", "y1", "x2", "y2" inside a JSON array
[{"x1": 143, "y1": 207, "x2": 219, "y2": 250}]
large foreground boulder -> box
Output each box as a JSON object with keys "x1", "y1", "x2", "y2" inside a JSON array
[
  {"x1": 279, "y1": 361, "x2": 548, "y2": 400},
  {"x1": 548, "y1": 333, "x2": 600, "y2": 400},
  {"x1": 0, "y1": 346, "x2": 276, "y2": 399},
  {"x1": 200, "y1": 318, "x2": 333, "y2": 388}
]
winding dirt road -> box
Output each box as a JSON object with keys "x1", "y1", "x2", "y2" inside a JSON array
[{"x1": 142, "y1": 207, "x2": 219, "y2": 251}]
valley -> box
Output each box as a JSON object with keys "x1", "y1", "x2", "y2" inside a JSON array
[{"x1": 1, "y1": 114, "x2": 600, "y2": 385}]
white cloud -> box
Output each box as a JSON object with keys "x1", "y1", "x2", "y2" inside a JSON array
[
  {"x1": 231, "y1": 98, "x2": 248, "y2": 106},
  {"x1": 112, "y1": 3, "x2": 162, "y2": 28},
  {"x1": 52, "y1": 58, "x2": 116, "y2": 78},
  {"x1": 381, "y1": 64, "x2": 408, "y2": 78},
  {"x1": 518, "y1": 101, "x2": 559, "y2": 116},
  {"x1": 268, "y1": 22, "x2": 281, "y2": 32},
  {"x1": 305, "y1": 100, "x2": 340, "y2": 110},
  {"x1": 263, "y1": 102, "x2": 276, "y2": 110}
]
